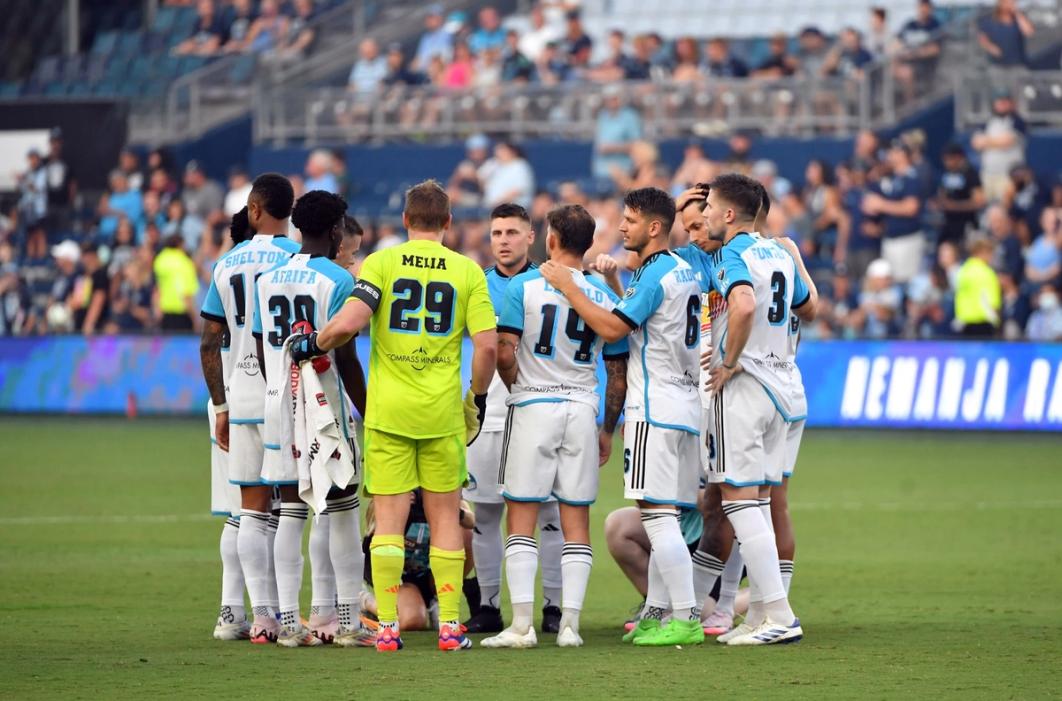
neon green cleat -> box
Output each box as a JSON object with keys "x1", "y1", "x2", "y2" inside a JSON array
[
  {"x1": 621, "y1": 618, "x2": 660, "y2": 643},
  {"x1": 633, "y1": 618, "x2": 705, "y2": 647}
]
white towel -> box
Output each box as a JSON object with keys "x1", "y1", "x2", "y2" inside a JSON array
[
  {"x1": 296, "y1": 362, "x2": 355, "y2": 514},
  {"x1": 262, "y1": 342, "x2": 297, "y2": 486}
]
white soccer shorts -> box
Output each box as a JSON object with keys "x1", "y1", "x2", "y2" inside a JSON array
[
  {"x1": 498, "y1": 401, "x2": 599, "y2": 505},
  {"x1": 783, "y1": 418, "x2": 805, "y2": 479},
  {"x1": 709, "y1": 372, "x2": 787, "y2": 488},
  {"x1": 464, "y1": 430, "x2": 505, "y2": 504},
  {"x1": 699, "y1": 403, "x2": 723, "y2": 484},
  {"x1": 208, "y1": 402, "x2": 242, "y2": 515},
  {"x1": 227, "y1": 421, "x2": 266, "y2": 486},
  {"x1": 623, "y1": 421, "x2": 700, "y2": 508}
]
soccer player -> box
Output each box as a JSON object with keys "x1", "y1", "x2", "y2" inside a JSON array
[
  {"x1": 252, "y1": 190, "x2": 372, "y2": 647},
  {"x1": 464, "y1": 203, "x2": 564, "y2": 635},
  {"x1": 334, "y1": 214, "x2": 363, "y2": 273},
  {"x1": 540, "y1": 187, "x2": 705, "y2": 647},
  {"x1": 200, "y1": 173, "x2": 300, "y2": 644},
  {"x1": 289, "y1": 180, "x2": 497, "y2": 652},
  {"x1": 702, "y1": 173, "x2": 815, "y2": 645},
  {"x1": 481, "y1": 204, "x2": 628, "y2": 649}
]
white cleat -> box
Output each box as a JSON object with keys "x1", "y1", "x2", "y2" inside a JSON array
[
  {"x1": 334, "y1": 625, "x2": 377, "y2": 648},
  {"x1": 556, "y1": 626, "x2": 583, "y2": 647},
  {"x1": 213, "y1": 619, "x2": 251, "y2": 641},
  {"x1": 480, "y1": 626, "x2": 538, "y2": 649},
  {"x1": 716, "y1": 620, "x2": 756, "y2": 644},
  {"x1": 276, "y1": 623, "x2": 324, "y2": 648},
  {"x1": 701, "y1": 608, "x2": 733, "y2": 636},
  {"x1": 726, "y1": 617, "x2": 803, "y2": 646}
]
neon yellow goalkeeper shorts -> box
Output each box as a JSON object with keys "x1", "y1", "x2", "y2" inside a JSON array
[{"x1": 363, "y1": 428, "x2": 467, "y2": 495}]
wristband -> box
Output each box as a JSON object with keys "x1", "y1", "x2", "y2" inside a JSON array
[{"x1": 213, "y1": 402, "x2": 229, "y2": 413}]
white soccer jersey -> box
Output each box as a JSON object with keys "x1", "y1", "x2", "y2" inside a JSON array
[
  {"x1": 709, "y1": 233, "x2": 811, "y2": 421},
  {"x1": 498, "y1": 267, "x2": 629, "y2": 409},
  {"x1": 251, "y1": 253, "x2": 356, "y2": 438},
  {"x1": 788, "y1": 313, "x2": 807, "y2": 405},
  {"x1": 673, "y1": 243, "x2": 723, "y2": 410},
  {"x1": 612, "y1": 250, "x2": 702, "y2": 434},
  {"x1": 201, "y1": 234, "x2": 301, "y2": 422}
]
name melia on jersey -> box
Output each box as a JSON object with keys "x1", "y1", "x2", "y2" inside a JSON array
[
  {"x1": 402, "y1": 254, "x2": 447, "y2": 270},
  {"x1": 222, "y1": 249, "x2": 291, "y2": 269}
]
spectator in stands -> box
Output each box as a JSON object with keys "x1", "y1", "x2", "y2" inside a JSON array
[
  {"x1": 19, "y1": 225, "x2": 55, "y2": 332},
  {"x1": 977, "y1": 0, "x2": 1034, "y2": 68},
  {"x1": 17, "y1": 149, "x2": 48, "y2": 227},
  {"x1": 45, "y1": 129, "x2": 72, "y2": 228},
  {"x1": 972, "y1": 90, "x2": 1027, "y2": 202},
  {"x1": 302, "y1": 150, "x2": 338, "y2": 194},
  {"x1": 725, "y1": 132, "x2": 754, "y2": 175},
  {"x1": 587, "y1": 30, "x2": 631, "y2": 83},
  {"x1": 802, "y1": 159, "x2": 844, "y2": 262},
  {"x1": 852, "y1": 128, "x2": 883, "y2": 172},
  {"x1": 592, "y1": 86, "x2": 643, "y2": 180},
  {"x1": 797, "y1": 26, "x2": 831, "y2": 77},
  {"x1": 414, "y1": 4, "x2": 453, "y2": 70},
  {"x1": 348, "y1": 38, "x2": 388, "y2": 95},
  {"x1": 480, "y1": 141, "x2": 534, "y2": 209},
  {"x1": 0, "y1": 241, "x2": 29, "y2": 336},
  {"x1": 220, "y1": 0, "x2": 256, "y2": 53},
  {"x1": 671, "y1": 37, "x2": 702, "y2": 82},
  {"x1": 105, "y1": 249, "x2": 156, "y2": 334},
  {"x1": 534, "y1": 41, "x2": 571, "y2": 84},
  {"x1": 153, "y1": 235, "x2": 200, "y2": 332},
  {"x1": 383, "y1": 43, "x2": 425, "y2": 86},
  {"x1": 751, "y1": 159, "x2": 792, "y2": 203},
  {"x1": 862, "y1": 141, "x2": 924, "y2": 284},
  {"x1": 519, "y1": 3, "x2": 561, "y2": 62},
  {"x1": 847, "y1": 257, "x2": 903, "y2": 338},
  {"x1": 906, "y1": 249, "x2": 955, "y2": 338},
  {"x1": 117, "y1": 149, "x2": 143, "y2": 193},
  {"x1": 443, "y1": 42, "x2": 476, "y2": 89},
  {"x1": 469, "y1": 6, "x2": 506, "y2": 55},
  {"x1": 936, "y1": 143, "x2": 985, "y2": 248},
  {"x1": 894, "y1": 0, "x2": 942, "y2": 100},
  {"x1": 163, "y1": 197, "x2": 205, "y2": 252},
  {"x1": 984, "y1": 204, "x2": 1024, "y2": 282},
  {"x1": 246, "y1": 0, "x2": 288, "y2": 54},
  {"x1": 271, "y1": 0, "x2": 317, "y2": 61},
  {"x1": 109, "y1": 218, "x2": 138, "y2": 275},
  {"x1": 447, "y1": 134, "x2": 490, "y2": 208},
  {"x1": 702, "y1": 38, "x2": 748, "y2": 78},
  {"x1": 98, "y1": 171, "x2": 144, "y2": 241},
  {"x1": 75, "y1": 243, "x2": 110, "y2": 335},
  {"x1": 224, "y1": 167, "x2": 252, "y2": 217},
  {"x1": 1026, "y1": 284, "x2": 1062, "y2": 341},
  {"x1": 824, "y1": 28, "x2": 874, "y2": 79},
  {"x1": 474, "y1": 46, "x2": 503, "y2": 88},
  {"x1": 501, "y1": 30, "x2": 535, "y2": 83},
  {"x1": 671, "y1": 142, "x2": 716, "y2": 195},
  {"x1": 1024, "y1": 208, "x2": 1061, "y2": 290},
  {"x1": 175, "y1": 0, "x2": 226, "y2": 56},
  {"x1": 901, "y1": 128, "x2": 935, "y2": 199},
  {"x1": 147, "y1": 167, "x2": 178, "y2": 207},
  {"x1": 623, "y1": 34, "x2": 653, "y2": 81},
  {"x1": 140, "y1": 191, "x2": 166, "y2": 242},
  {"x1": 954, "y1": 237, "x2": 1001, "y2": 337},
  {"x1": 752, "y1": 33, "x2": 799, "y2": 78},
  {"x1": 1003, "y1": 164, "x2": 1043, "y2": 244},
  {"x1": 610, "y1": 141, "x2": 667, "y2": 193},
  {"x1": 46, "y1": 240, "x2": 81, "y2": 334},
  {"x1": 181, "y1": 162, "x2": 223, "y2": 224},
  {"x1": 867, "y1": 7, "x2": 890, "y2": 57},
  {"x1": 561, "y1": 9, "x2": 593, "y2": 67}
]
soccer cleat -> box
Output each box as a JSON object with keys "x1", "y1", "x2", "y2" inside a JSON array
[
  {"x1": 623, "y1": 600, "x2": 646, "y2": 631},
  {"x1": 308, "y1": 610, "x2": 339, "y2": 644},
  {"x1": 213, "y1": 616, "x2": 251, "y2": 641},
  {"x1": 541, "y1": 605, "x2": 562, "y2": 634},
  {"x1": 334, "y1": 625, "x2": 377, "y2": 648},
  {"x1": 277, "y1": 623, "x2": 324, "y2": 647},
  {"x1": 726, "y1": 617, "x2": 803, "y2": 646},
  {"x1": 556, "y1": 626, "x2": 583, "y2": 648},
  {"x1": 375, "y1": 624, "x2": 403, "y2": 652},
  {"x1": 716, "y1": 620, "x2": 756, "y2": 644},
  {"x1": 633, "y1": 618, "x2": 705, "y2": 647},
  {"x1": 622, "y1": 617, "x2": 660, "y2": 643},
  {"x1": 249, "y1": 615, "x2": 280, "y2": 645},
  {"x1": 464, "y1": 605, "x2": 505, "y2": 633},
  {"x1": 701, "y1": 608, "x2": 734, "y2": 636},
  {"x1": 480, "y1": 626, "x2": 538, "y2": 649},
  {"x1": 438, "y1": 622, "x2": 473, "y2": 651}
]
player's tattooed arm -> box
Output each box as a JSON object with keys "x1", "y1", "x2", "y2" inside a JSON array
[
  {"x1": 199, "y1": 319, "x2": 227, "y2": 405},
  {"x1": 497, "y1": 332, "x2": 520, "y2": 390},
  {"x1": 602, "y1": 357, "x2": 627, "y2": 434},
  {"x1": 335, "y1": 339, "x2": 367, "y2": 418}
]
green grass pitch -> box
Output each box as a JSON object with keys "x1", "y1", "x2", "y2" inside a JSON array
[{"x1": 1, "y1": 418, "x2": 1060, "y2": 700}]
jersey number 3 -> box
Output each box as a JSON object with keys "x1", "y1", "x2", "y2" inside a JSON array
[{"x1": 767, "y1": 271, "x2": 787, "y2": 325}]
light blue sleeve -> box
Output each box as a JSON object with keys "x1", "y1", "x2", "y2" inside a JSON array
[
  {"x1": 250, "y1": 277, "x2": 263, "y2": 335},
  {"x1": 497, "y1": 275, "x2": 527, "y2": 334},
  {"x1": 792, "y1": 268, "x2": 811, "y2": 308},
  {"x1": 612, "y1": 262, "x2": 666, "y2": 329},
  {"x1": 716, "y1": 246, "x2": 753, "y2": 299},
  {"x1": 329, "y1": 272, "x2": 355, "y2": 320},
  {"x1": 673, "y1": 245, "x2": 714, "y2": 293},
  {"x1": 200, "y1": 269, "x2": 224, "y2": 319}
]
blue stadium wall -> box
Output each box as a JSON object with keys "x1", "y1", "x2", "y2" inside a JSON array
[{"x1": 1, "y1": 336, "x2": 1060, "y2": 431}]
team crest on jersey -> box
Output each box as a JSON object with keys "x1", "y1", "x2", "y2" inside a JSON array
[
  {"x1": 624, "y1": 287, "x2": 635, "y2": 298},
  {"x1": 237, "y1": 353, "x2": 260, "y2": 377}
]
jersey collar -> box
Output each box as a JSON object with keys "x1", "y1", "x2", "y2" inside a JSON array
[
  {"x1": 638, "y1": 249, "x2": 669, "y2": 269},
  {"x1": 493, "y1": 260, "x2": 533, "y2": 279}
]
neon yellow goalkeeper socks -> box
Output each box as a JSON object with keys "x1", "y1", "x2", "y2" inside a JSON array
[
  {"x1": 429, "y1": 546, "x2": 465, "y2": 623},
  {"x1": 369, "y1": 535, "x2": 406, "y2": 623}
]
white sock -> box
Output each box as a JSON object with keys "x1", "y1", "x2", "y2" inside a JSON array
[
  {"x1": 326, "y1": 494, "x2": 364, "y2": 629},
  {"x1": 759, "y1": 497, "x2": 774, "y2": 536},
  {"x1": 716, "y1": 544, "x2": 743, "y2": 616},
  {"x1": 237, "y1": 509, "x2": 272, "y2": 616},
  {"x1": 723, "y1": 500, "x2": 794, "y2": 626},
  {"x1": 642, "y1": 549, "x2": 669, "y2": 618},
  {"x1": 538, "y1": 501, "x2": 564, "y2": 609},
  {"x1": 640, "y1": 509, "x2": 697, "y2": 620},
  {"x1": 308, "y1": 512, "x2": 336, "y2": 618},
  {"x1": 560, "y1": 542, "x2": 592, "y2": 632},
  {"x1": 691, "y1": 549, "x2": 724, "y2": 615},
  {"x1": 265, "y1": 512, "x2": 280, "y2": 611},
  {"x1": 219, "y1": 517, "x2": 245, "y2": 623},
  {"x1": 504, "y1": 534, "x2": 538, "y2": 632},
  {"x1": 275, "y1": 502, "x2": 309, "y2": 627},
  {"x1": 780, "y1": 560, "x2": 794, "y2": 595},
  {"x1": 471, "y1": 501, "x2": 505, "y2": 609}
]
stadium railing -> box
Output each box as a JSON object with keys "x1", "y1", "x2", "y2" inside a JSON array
[{"x1": 955, "y1": 68, "x2": 1062, "y2": 131}]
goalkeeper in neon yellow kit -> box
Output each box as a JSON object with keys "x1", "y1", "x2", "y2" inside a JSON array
[{"x1": 289, "y1": 180, "x2": 497, "y2": 652}]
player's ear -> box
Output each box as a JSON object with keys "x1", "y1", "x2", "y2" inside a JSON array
[{"x1": 401, "y1": 211, "x2": 410, "y2": 231}]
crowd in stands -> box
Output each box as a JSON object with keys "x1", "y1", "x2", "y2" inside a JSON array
[{"x1": 168, "y1": 0, "x2": 319, "y2": 60}]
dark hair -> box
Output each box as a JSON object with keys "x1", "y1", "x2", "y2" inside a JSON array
[
  {"x1": 490, "y1": 203, "x2": 531, "y2": 223},
  {"x1": 808, "y1": 158, "x2": 835, "y2": 186},
  {"x1": 709, "y1": 173, "x2": 762, "y2": 221},
  {"x1": 230, "y1": 206, "x2": 252, "y2": 244},
  {"x1": 249, "y1": 173, "x2": 295, "y2": 220},
  {"x1": 404, "y1": 179, "x2": 450, "y2": 231},
  {"x1": 942, "y1": 142, "x2": 967, "y2": 158},
  {"x1": 872, "y1": 6, "x2": 886, "y2": 19},
  {"x1": 547, "y1": 204, "x2": 597, "y2": 255},
  {"x1": 291, "y1": 190, "x2": 348, "y2": 239},
  {"x1": 623, "y1": 187, "x2": 676, "y2": 233},
  {"x1": 341, "y1": 214, "x2": 363, "y2": 238}
]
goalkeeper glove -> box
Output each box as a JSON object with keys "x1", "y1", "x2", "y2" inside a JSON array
[
  {"x1": 288, "y1": 331, "x2": 323, "y2": 364},
  {"x1": 463, "y1": 389, "x2": 488, "y2": 446}
]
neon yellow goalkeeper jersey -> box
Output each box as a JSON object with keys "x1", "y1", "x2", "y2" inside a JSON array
[{"x1": 350, "y1": 239, "x2": 496, "y2": 439}]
